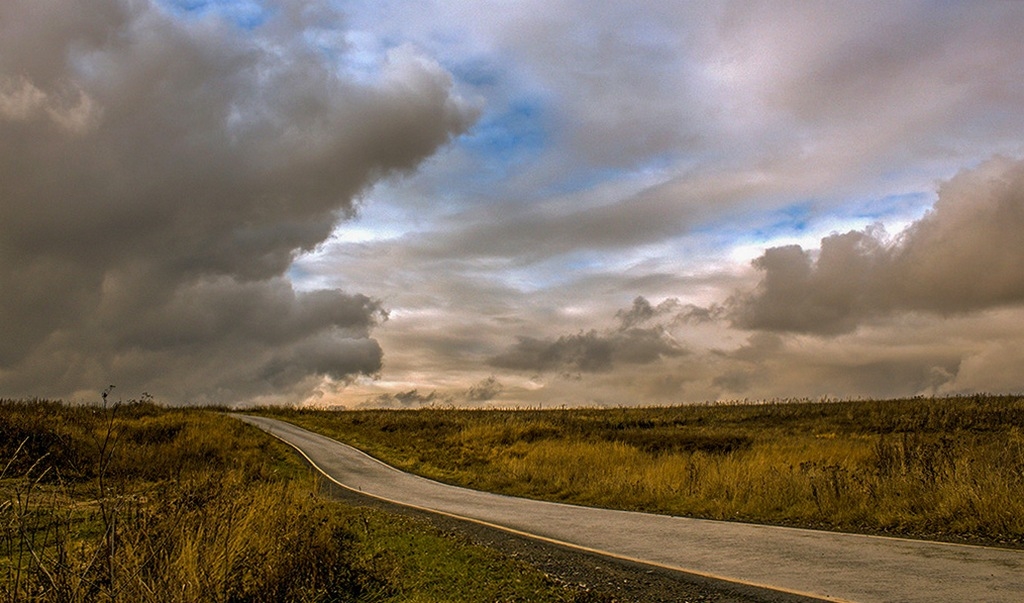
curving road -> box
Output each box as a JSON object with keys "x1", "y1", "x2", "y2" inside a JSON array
[{"x1": 237, "y1": 415, "x2": 1024, "y2": 603}]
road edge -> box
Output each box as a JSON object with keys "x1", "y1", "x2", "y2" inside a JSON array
[{"x1": 236, "y1": 414, "x2": 837, "y2": 603}]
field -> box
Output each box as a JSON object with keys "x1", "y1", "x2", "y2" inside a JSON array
[
  {"x1": 0, "y1": 399, "x2": 590, "y2": 603},
  {"x1": 5, "y1": 395, "x2": 1021, "y2": 601},
  {"x1": 257, "y1": 395, "x2": 1024, "y2": 547}
]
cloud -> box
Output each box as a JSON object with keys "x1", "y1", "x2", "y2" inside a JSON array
[
  {"x1": 615, "y1": 296, "x2": 681, "y2": 329},
  {"x1": 0, "y1": 0, "x2": 476, "y2": 404},
  {"x1": 0, "y1": 76, "x2": 101, "y2": 133},
  {"x1": 466, "y1": 376, "x2": 504, "y2": 402},
  {"x1": 353, "y1": 389, "x2": 447, "y2": 410},
  {"x1": 489, "y1": 298, "x2": 686, "y2": 374},
  {"x1": 730, "y1": 156, "x2": 1024, "y2": 334}
]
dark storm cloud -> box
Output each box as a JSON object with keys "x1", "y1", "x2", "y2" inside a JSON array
[
  {"x1": 0, "y1": 0, "x2": 476, "y2": 403},
  {"x1": 730, "y1": 157, "x2": 1024, "y2": 334}
]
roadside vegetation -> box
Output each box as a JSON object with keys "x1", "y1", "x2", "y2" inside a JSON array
[
  {"x1": 0, "y1": 398, "x2": 590, "y2": 603},
  {"x1": 257, "y1": 395, "x2": 1024, "y2": 547}
]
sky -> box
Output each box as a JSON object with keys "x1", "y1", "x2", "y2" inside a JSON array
[{"x1": 3, "y1": 0, "x2": 1024, "y2": 407}]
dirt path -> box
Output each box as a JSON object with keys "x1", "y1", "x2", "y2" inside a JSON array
[{"x1": 238, "y1": 414, "x2": 1024, "y2": 603}]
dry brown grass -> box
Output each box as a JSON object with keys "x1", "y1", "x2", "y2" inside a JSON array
[
  {"x1": 1, "y1": 399, "x2": 589, "y2": 603},
  {"x1": 259, "y1": 395, "x2": 1024, "y2": 545}
]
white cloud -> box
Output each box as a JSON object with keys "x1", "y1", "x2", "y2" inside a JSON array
[{"x1": 7, "y1": 0, "x2": 1024, "y2": 406}]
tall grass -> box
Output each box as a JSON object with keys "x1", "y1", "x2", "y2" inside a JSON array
[
  {"x1": 1, "y1": 399, "x2": 588, "y2": 602},
  {"x1": 259, "y1": 396, "x2": 1024, "y2": 545}
]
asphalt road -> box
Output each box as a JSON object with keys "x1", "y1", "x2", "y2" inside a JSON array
[{"x1": 237, "y1": 414, "x2": 1024, "y2": 603}]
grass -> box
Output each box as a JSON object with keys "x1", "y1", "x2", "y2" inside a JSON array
[
  {"x1": 255, "y1": 395, "x2": 1024, "y2": 546},
  {"x1": 0, "y1": 399, "x2": 590, "y2": 602},
  {"x1": 7, "y1": 395, "x2": 1019, "y2": 600}
]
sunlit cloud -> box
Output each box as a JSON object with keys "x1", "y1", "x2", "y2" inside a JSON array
[{"x1": 4, "y1": 0, "x2": 1024, "y2": 406}]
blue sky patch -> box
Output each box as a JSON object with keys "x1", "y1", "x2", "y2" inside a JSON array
[{"x1": 158, "y1": 0, "x2": 268, "y2": 29}]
